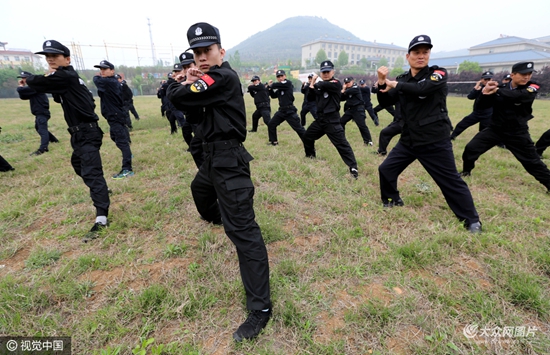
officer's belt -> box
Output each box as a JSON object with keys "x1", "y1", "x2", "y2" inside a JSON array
[
  {"x1": 68, "y1": 122, "x2": 99, "y2": 134},
  {"x1": 202, "y1": 139, "x2": 242, "y2": 153},
  {"x1": 279, "y1": 105, "x2": 295, "y2": 110},
  {"x1": 256, "y1": 102, "x2": 270, "y2": 108},
  {"x1": 346, "y1": 104, "x2": 365, "y2": 111}
]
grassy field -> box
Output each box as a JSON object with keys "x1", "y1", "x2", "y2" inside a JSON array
[{"x1": 0, "y1": 93, "x2": 549, "y2": 355}]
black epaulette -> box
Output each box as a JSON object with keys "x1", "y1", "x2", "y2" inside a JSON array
[{"x1": 396, "y1": 71, "x2": 409, "y2": 80}]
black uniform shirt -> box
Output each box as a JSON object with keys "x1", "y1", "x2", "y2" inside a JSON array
[
  {"x1": 120, "y1": 81, "x2": 133, "y2": 104},
  {"x1": 377, "y1": 65, "x2": 452, "y2": 147},
  {"x1": 478, "y1": 81, "x2": 540, "y2": 132},
  {"x1": 341, "y1": 83, "x2": 365, "y2": 111},
  {"x1": 161, "y1": 78, "x2": 177, "y2": 111},
  {"x1": 166, "y1": 61, "x2": 246, "y2": 143},
  {"x1": 301, "y1": 82, "x2": 311, "y2": 104},
  {"x1": 17, "y1": 86, "x2": 51, "y2": 117},
  {"x1": 359, "y1": 85, "x2": 372, "y2": 105},
  {"x1": 26, "y1": 66, "x2": 99, "y2": 127},
  {"x1": 247, "y1": 82, "x2": 270, "y2": 106},
  {"x1": 93, "y1": 76, "x2": 125, "y2": 121},
  {"x1": 269, "y1": 79, "x2": 296, "y2": 108},
  {"x1": 467, "y1": 87, "x2": 492, "y2": 115},
  {"x1": 308, "y1": 77, "x2": 342, "y2": 115}
]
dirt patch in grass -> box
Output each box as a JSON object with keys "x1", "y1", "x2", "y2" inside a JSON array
[
  {"x1": 385, "y1": 324, "x2": 426, "y2": 355},
  {"x1": 453, "y1": 255, "x2": 494, "y2": 291},
  {"x1": 80, "y1": 258, "x2": 193, "y2": 297},
  {"x1": 1, "y1": 246, "x2": 30, "y2": 273},
  {"x1": 314, "y1": 311, "x2": 346, "y2": 344}
]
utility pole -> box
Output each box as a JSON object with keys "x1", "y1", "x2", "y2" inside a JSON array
[{"x1": 148, "y1": 18, "x2": 156, "y2": 66}]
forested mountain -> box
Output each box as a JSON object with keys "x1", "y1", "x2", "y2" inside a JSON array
[{"x1": 225, "y1": 16, "x2": 361, "y2": 65}]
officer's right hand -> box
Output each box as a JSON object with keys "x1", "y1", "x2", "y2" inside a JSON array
[
  {"x1": 377, "y1": 66, "x2": 389, "y2": 84},
  {"x1": 482, "y1": 80, "x2": 499, "y2": 95},
  {"x1": 268, "y1": 80, "x2": 273, "y2": 85}
]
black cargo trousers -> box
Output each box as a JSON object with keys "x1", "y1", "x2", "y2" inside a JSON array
[
  {"x1": 68, "y1": 122, "x2": 110, "y2": 217},
  {"x1": 190, "y1": 139, "x2": 271, "y2": 311}
]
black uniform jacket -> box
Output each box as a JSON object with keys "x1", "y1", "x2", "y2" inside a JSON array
[
  {"x1": 247, "y1": 82, "x2": 270, "y2": 106},
  {"x1": 17, "y1": 86, "x2": 50, "y2": 117},
  {"x1": 467, "y1": 87, "x2": 492, "y2": 115},
  {"x1": 120, "y1": 81, "x2": 133, "y2": 104},
  {"x1": 377, "y1": 65, "x2": 452, "y2": 147},
  {"x1": 26, "y1": 66, "x2": 99, "y2": 127},
  {"x1": 301, "y1": 82, "x2": 313, "y2": 104},
  {"x1": 359, "y1": 85, "x2": 372, "y2": 105},
  {"x1": 341, "y1": 83, "x2": 365, "y2": 111},
  {"x1": 93, "y1": 76, "x2": 125, "y2": 121},
  {"x1": 268, "y1": 79, "x2": 296, "y2": 108},
  {"x1": 166, "y1": 61, "x2": 247, "y2": 143},
  {"x1": 308, "y1": 78, "x2": 342, "y2": 115},
  {"x1": 477, "y1": 81, "x2": 540, "y2": 132},
  {"x1": 162, "y1": 78, "x2": 177, "y2": 111}
]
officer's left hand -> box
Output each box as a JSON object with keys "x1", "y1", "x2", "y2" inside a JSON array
[
  {"x1": 379, "y1": 79, "x2": 397, "y2": 92},
  {"x1": 186, "y1": 68, "x2": 204, "y2": 82}
]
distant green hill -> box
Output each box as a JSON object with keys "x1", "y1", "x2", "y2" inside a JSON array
[{"x1": 225, "y1": 16, "x2": 361, "y2": 66}]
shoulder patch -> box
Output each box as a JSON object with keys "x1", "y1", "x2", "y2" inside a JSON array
[
  {"x1": 430, "y1": 70, "x2": 445, "y2": 82},
  {"x1": 527, "y1": 83, "x2": 539, "y2": 93},
  {"x1": 190, "y1": 74, "x2": 215, "y2": 93}
]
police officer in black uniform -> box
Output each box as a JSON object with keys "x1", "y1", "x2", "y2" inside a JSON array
[
  {"x1": 17, "y1": 71, "x2": 59, "y2": 155},
  {"x1": 372, "y1": 82, "x2": 396, "y2": 118},
  {"x1": 93, "y1": 60, "x2": 134, "y2": 179},
  {"x1": 157, "y1": 79, "x2": 167, "y2": 117},
  {"x1": 461, "y1": 62, "x2": 550, "y2": 192},
  {"x1": 266, "y1": 70, "x2": 306, "y2": 146},
  {"x1": 300, "y1": 73, "x2": 317, "y2": 127},
  {"x1": 116, "y1": 74, "x2": 136, "y2": 130},
  {"x1": 173, "y1": 52, "x2": 204, "y2": 168},
  {"x1": 247, "y1": 75, "x2": 271, "y2": 132},
  {"x1": 303, "y1": 61, "x2": 359, "y2": 179},
  {"x1": 166, "y1": 22, "x2": 272, "y2": 342},
  {"x1": 26, "y1": 40, "x2": 110, "y2": 240},
  {"x1": 124, "y1": 79, "x2": 140, "y2": 121},
  {"x1": 340, "y1": 76, "x2": 373, "y2": 146},
  {"x1": 359, "y1": 79, "x2": 379, "y2": 126},
  {"x1": 450, "y1": 71, "x2": 494, "y2": 140},
  {"x1": 167, "y1": 64, "x2": 186, "y2": 135},
  {"x1": 377, "y1": 35, "x2": 481, "y2": 233},
  {"x1": 161, "y1": 72, "x2": 178, "y2": 134}
]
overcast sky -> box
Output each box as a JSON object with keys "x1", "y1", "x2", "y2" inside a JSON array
[{"x1": 2, "y1": 0, "x2": 549, "y2": 69}]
